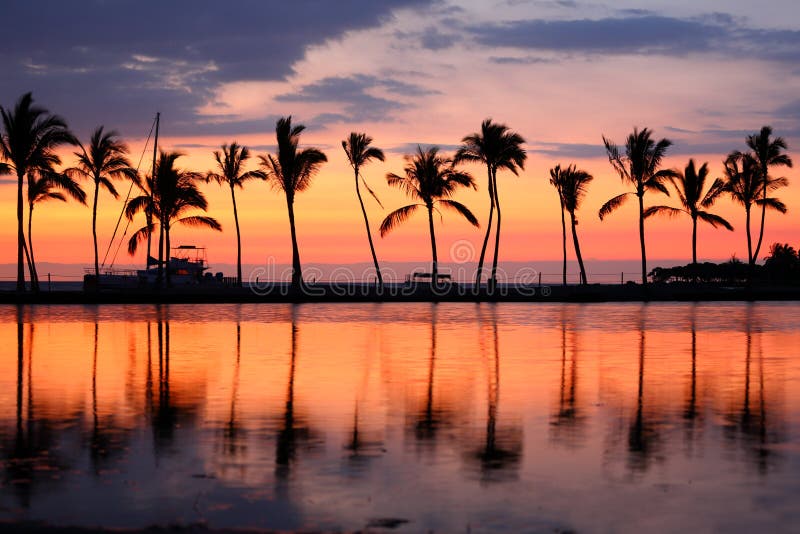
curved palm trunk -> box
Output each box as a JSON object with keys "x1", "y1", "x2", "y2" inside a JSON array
[
  {"x1": 157, "y1": 214, "x2": 165, "y2": 288},
  {"x1": 26, "y1": 202, "x2": 39, "y2": 292},
  {"x1": 165, "y1": 222, "x2": 171, "y2": 288},
  {"x1": 286, "y1": 195, "x2": 302, "y2": 289},
  {"x1": 354, "y1": 170, "x2": 382, "y2": 287},
  {"x1": 490, "y1": 169, "x2": 502, "y2": 288},
  {"x1": 474, "y1": 166, "x2": 495, "y2": 292},
  {"x1": 427, "y1": 204, "x2": 438, "y2": 289},
  {"x1": 93, "y1": 178, "x2": 100, "y2": 279},
  {"x1": 638, "y1": 193, "x2": 647, "y2": 285},
  {"x1": 559, "y1": 198, "x2": 567, "y2": 286},
  {"x1": 230, "y1": 185, "x2": 243, "y2": 287},
  {"x1": 745, "y1": 206, "x2": 753, "y2": 266},
  {"x1": 691, "y1": 216, "x2": 698, "y2": 265},
  {"x1": 145, "y1": 211, "x2": 153, "y2": 271},
  {"x1": 752, "y1": 164, "x2": 768, "y2": 264},
  {"x1": 569, "y1": 211, "x2": 587, "y2": 285},
  {"x1": 17, "y1": 171, "x2": 25, "y2": 292}
]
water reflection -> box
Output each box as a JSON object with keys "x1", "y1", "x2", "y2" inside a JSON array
[{"x1": 0, "y1": 302, "x2": 798, "y2": 532}]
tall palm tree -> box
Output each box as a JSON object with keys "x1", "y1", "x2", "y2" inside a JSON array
[
  {"x1": 723, "y1": 152, "x2": 786, "y2": 266},
  {"x1": 379, "y1": 146, "x2": 479, "y2": 285},
  {"x1": 455, "y1": 119, "x2": 526, "y2": 290},
  {"x1": 599, "y1": 128, "x2": 677, "y2": 285},
  {"x1": 67, "y1": 127, "x2": 137, "y2": 279},
  {"x1": 549, "y1": 165, "x2": 569, "y2": 286},
  {"x1": 342, "y1": 132, "x2": 386, "y2": 287},
  {"x1": 746, "y1": 126, "x2": 793, "y2": 263},
  {"x1": 126, "y1": 151, "x2": 222, "y2": 287},
  {"x1": 559, "y1": 165, "x2": 593, "y2": 285},
  {"x1": 207, "y1": 142, "x2": 263, "y2": 287},
  {"x1": 258, "y1": 117, "x2": 327, "y2": 289},
  {"x1": 0, "y1": 92, "x2": 76, "y2": 292},
  {"x1": 643, "y1": 159, "x2": 733, "y2": 264},
  {"x1": 26, "y1": 171, "x2": 86, "y2": 287}
]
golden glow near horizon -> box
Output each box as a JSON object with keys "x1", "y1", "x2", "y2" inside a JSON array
[{"x1": 1, "y1": 2, "x2": 798, "y2": 272}]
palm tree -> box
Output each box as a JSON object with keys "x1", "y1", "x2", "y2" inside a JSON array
[
  {"x1": 379, "y1": 146, "x2": 479, "y2": 285},
  {"x1": 207, "y1": 142, "x2": 263, "y2": 287},
  {"x1": 0, "y1": 92, "x2": 77, "y2": 292},
  {"x1": 67, "y1": 127, "x2": 137, "y2": 280},
  {"x1": 26, "y1": 171, "x2": 86, "y2": 286},
  {"x1": 599, "y1": 128, "x2": 677, "y2": 285},
  {"x1": 342, "y1": 132, "x2": 386, "y2": 287},
  {"x1": 258, "y1": 117, "x2": 327, "y2": 289},
  {"x1": 746, "y1": 126, "x2": 793, "y2": 263},
  {"x1": 559, "y1": 165, "x2": 593, "y2": 285},
  {"x1": 723, "y1": 152, "x2": 786, "y2": 266},
  {"x1": 454, "y1": 119, "x2": 526, "y2": 290},
  {"x1": 643, "y1": 159, "x2": 733, "y2": 264},
  {"x1": 549, "y1": 165, "x2": 569, "y2": 286},
  {"x1": 126, "y1": 151, "x2": 222, "y2": 287}
]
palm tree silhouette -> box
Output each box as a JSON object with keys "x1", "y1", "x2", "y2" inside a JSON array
[
  {"x1": 126, "y1": 151, "x2": 222, "y2": 287},
  {"x1": 380, "y1": 146, "x2": 478, "y2": 286},
  {"x1": 26, "y1": 170, "x2": 86, "y2": 287},
  {"x1": 644, "y1": 159, "x2": 732, "y2": 264},
  {"x1": 455, "y1": 119, "x2": 526, "y2": 290},
  {"x1": 746, "y1": 126, "x2": 793, "y2": 264},
  {"x1": 258, "y1": 117, "x2": 327, "y2": 290},
  {"x1": 0, "y1": 92, "x2": 77, "y2": 292},
  {"x1": 723, "y1": 152, "x2": 786, "y2": 266},
  {"x1": 599, "y1": 128, "x2": 677, "y2": 285},
  {"x1": 67, "y1": 127, "x2": 137, "y2": 280},
  {"x1": 207, "y1": 142, "x2": 263, "y2": 287},
  {"x1": 550, "y1": 164, "x2": 593, "y2": 285},
  {"x1": 342, "y1": 132, "x2": 386, "y2": 287}
]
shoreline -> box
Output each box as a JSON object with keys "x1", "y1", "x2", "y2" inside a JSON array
[{"x1": 1, "y1": 282, "x2": 800, "y2": 304}]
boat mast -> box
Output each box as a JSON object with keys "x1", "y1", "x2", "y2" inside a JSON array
[{"x1": 146, "y1": 112, "x2": 160, "y2": 269}]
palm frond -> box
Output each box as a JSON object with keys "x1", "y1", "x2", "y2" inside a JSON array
[
  {"x1": 379, "y1": 204, "x2": 420, "y2": 237},
  {"x1": 696, "y1": 211, "x2": 734, "y2": 230},
  {"x1": 437, "y1": 199, "x2": 479, "y2": 227},
  {"x1": 643, "y1": 205, "x2": 684, "y2": 219},
  {"x1": 175, "y1": 215, "x2": 222, "y2": 231},
  {"x1": 598, "y1": 193, "x2": 631, "y2": 220}
]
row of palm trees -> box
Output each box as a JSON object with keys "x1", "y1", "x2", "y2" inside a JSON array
[{"x1": 1, "y1": 91, "x2": 793, "y2": 292}]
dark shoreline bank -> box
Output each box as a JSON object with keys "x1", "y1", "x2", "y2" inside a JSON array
[{"x1": 2, "y1": 282, "x2": 800, "y2": 304}]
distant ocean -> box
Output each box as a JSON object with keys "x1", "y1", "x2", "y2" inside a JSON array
[{"x1": 0, "y1": 259, "x2": 698, "y2": 286}]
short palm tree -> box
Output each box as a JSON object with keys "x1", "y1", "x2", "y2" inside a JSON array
[
  {"x1": 342, "y1": 132, "x2": 386, "y2": 287},
  {"x1": 644, "y1": 159, "x2": 733, "y2": 264},
  {"x1": 258, "y1": 117, "x2": 327, "y2": 289},
  {"x1": 0, "y1": 92, "x2": 77, "y2": 292},
  {"x1": 380, "y1": 146, "x2": 479, "y2": 285},
  {"x1": 558, "y1": 165, "x2": 593, "y2": 285},
  {"x1": 723, "y1": 151, "x2": 787, "y2": 265},
  {"x1": 126, "y1": 151, "x2": 222, "y2": 286},
  {"x1": 746, "y1": 126, "x2": 792, "y2": 263},
  {"x1": 599, "y1": 127, "x2": 677, "y2": 285},
  {"x1": 207, "y1": 142, "x2": 263, "y2": 287},
  {"x1": 26, "y1": 171, "x2": 86, "y2": 287},
  {"x1": 67, "y1": 126, "x2": 137, "y2": 279},
  {"x1": 454, "y1": 119, "x2": 526, "y2": 290}
]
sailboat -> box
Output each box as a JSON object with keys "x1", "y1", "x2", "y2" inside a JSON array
[{"x1": 83, "y1": 113, "x2": 224, "y2": 290}]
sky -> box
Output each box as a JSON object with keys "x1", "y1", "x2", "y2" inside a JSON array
[{"x1": 1, "y1": 0, "x2": 799, "y2": 277}]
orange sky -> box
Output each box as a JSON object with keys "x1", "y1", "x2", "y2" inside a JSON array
[{"x1": 1, "y1": 1, "x2": 799, "y2": 273}]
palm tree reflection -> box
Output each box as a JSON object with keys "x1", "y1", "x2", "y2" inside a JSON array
[
  {"x1": 274, "y1": 305, "x2": 317, "y2": 480},
  {"x1": 626, "y1": 306, "x2": 662, "y2": 472},
  {"x1": 723, "y1": 304, "x2": 783, "y2": 473},
  {"x1": 1, "y1": 308, "x2": 65, "y2": 508},
  {"x1": 682, "y1": 304, "x2": 703, "y2": 451},
  {"x1": 550, "y1": 306, "x2": 586, "y2": 447},
  {"x1": 464, "y1": 304, "x2": 522, "y2": 484}
]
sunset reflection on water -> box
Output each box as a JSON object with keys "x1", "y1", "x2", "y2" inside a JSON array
[{"x1": 0, "y1": 302, "x2": 799, "y2": 532}]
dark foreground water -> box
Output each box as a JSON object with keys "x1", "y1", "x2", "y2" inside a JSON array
[{"x1": 0, "y1": 302, "x2": 799, "y2": 532}]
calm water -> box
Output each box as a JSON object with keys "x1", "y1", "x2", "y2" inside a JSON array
[{"x1": 1, "y1": 302, "x2": 799, "y2": 532}]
